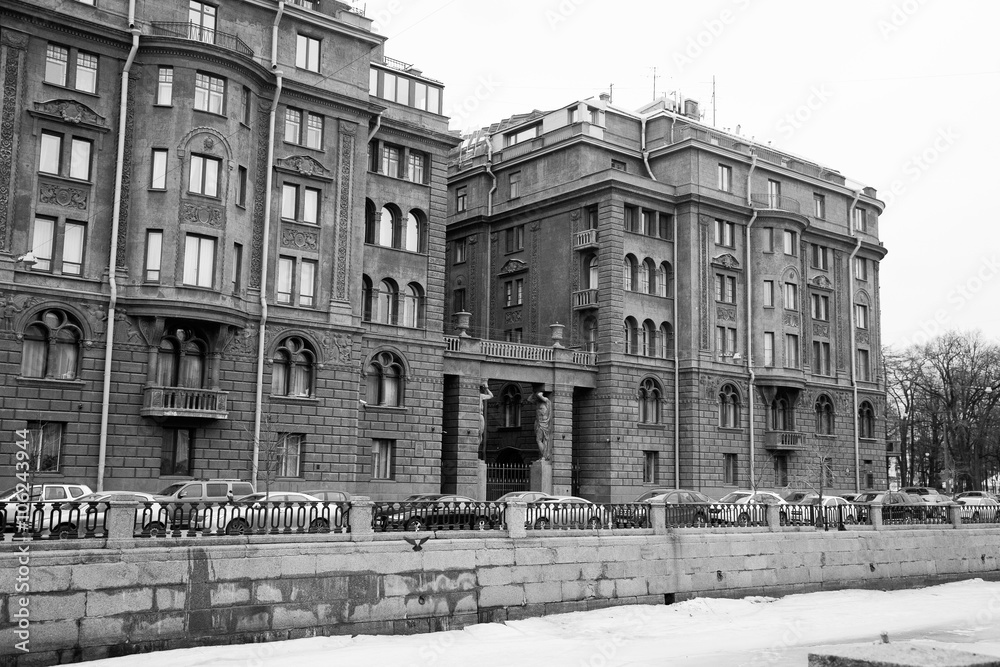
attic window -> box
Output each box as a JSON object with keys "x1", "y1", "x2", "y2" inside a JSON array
[
  {"x1": 504, "y1": 124, "x2": 540, "y2": 147},
  {"x1": 611, "y1": 159, "x2": 627, "y2": 172}
]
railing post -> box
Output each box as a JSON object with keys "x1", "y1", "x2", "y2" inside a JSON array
[
  {"x1": 948, "y1": 503, "x2": 962, "y2": 528},
  {"x1": 106, "y1": 501, "x2": 138, "y2": 547},
  {"x1": 650, "y1": 500, "x2": 667, "y2": 535},
  {"x1": 506, "y1": 500, "x2": 526, "y2": 539},
  {"x1": 870, "y1": 505, "x2": 883, "y2": 530},
  {"x1": 350, "y1": 497, "x2": 374, "y2": 542},
  {"x1": 766, "y1": 505, "x2": 781, "y2": 531}
]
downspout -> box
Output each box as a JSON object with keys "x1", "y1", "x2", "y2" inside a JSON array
[
  {"x1": 673, "y1": 214, "x2": 679, "y2": 489},
  {"x1": 847, "y1": 189, "x2": 862, "y2": 493},
  {"x1": 97, "y1": 3, "x2": 140, "y2": 492},
  {"x1": 484, "y1": 135, "x2": 496, "y2": 336},
  {"x1": 252, "y1": 1, "x2": 285, "y2": 489},
  {"x1": 744, "y1": 152, "x2": 758, "y2": 482},
  {"x1": 485, "y1": 135, "x2": 496, "y2": 216}
]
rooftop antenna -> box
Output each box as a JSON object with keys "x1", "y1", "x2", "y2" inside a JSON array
[
  {"x1": 651, "y1": 66, "x2": 661, "y2": 100},
  {"x1": 609, "y1": 83, "x2": 614, "y2": 103},
  {"x1": 712, "y1": 75, "x2": 717, "y2": 126}
]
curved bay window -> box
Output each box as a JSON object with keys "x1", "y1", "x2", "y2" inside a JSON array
[
  {"x1": 157, "y1": 329, "x2": 207, "y2": 388},
  {"x1": 719, "y1": 383, "x2": 740, "y2": 428},
  {"x1": 21, "y1": 309, "x2": 83, "y2": 380},
  {"x1": 365, "y1": 351, "x2": 404, "y2": 407},
  {"x1": 859, "y1": 401, "x2": 875, "y2": 439},
  {"x1": 501, "y1": 384, "x2": 521, "y2": 427},
  {"x1": 272, "y1": 336, "x2": 315, "y2": 397},
  {"x1": 815, "y1": 395, "x2": 834, "y2": 435},
  {"x1": 638, "y1": 377, "x2": 662, "y2": 424}
]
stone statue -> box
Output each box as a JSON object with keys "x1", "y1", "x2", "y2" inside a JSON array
[
  {"x1": 534, "y1": 392, "x2": 551, "y2": 461},
  {"x1": 478, "y1": 381, "x2": 493, "y2": 459}
]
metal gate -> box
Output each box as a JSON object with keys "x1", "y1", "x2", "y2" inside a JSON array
[{"x1": 486, "y1": 462, "x2": 530, "y2": 500}]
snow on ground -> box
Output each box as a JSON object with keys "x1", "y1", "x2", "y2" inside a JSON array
[{"x1": 78, "y1": 579, "x2": 1000, "y2": 667}]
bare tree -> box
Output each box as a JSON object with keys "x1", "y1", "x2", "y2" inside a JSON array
[{"x1": 238, "y1": 410, "x2": 288, "y2": 496}]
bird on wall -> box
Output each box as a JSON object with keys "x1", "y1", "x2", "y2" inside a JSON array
[{"x1": 404, "y1": 536, "x2": 430, "y2": 551}]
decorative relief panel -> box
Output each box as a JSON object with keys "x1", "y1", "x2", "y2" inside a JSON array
[
  {"x1": 180, "y1": 201, "x2": 224, "y2": 228},
  {"x1": 332, "y1": 121, "x2": 356, "y2": 299},
  {"x1": 39, "y1": 183, "x2": 87, "y2": 209},
  {"x1": 711, "y1": 253, "x2": 741, "y2": 271},
  {"x1": 856, "y1": 330, "x2": 871, "y2": 345},
  {"x1": 32, "y1": 99, "x2": 108, "y2": 129},
  {"x1": 782, "y1": 312, "x2": 799, "y2": 328},
  {"x1": 499, "y1": 259, "x2": 527, "y2": 274},
  {"x1": 0, "y1": 35, "x2": 28, "y2": 252},
  {"x1": 281, "y1": 227, "x2": 318, "y2": 251},
  {"x1": 277, "y1": 155, "x2": 333, "y2": 181},
  {"x1": 504, "y1": 310, "x2": 522, "y2": 324},
  {"x1": 813, "y1": 322, "x2": 830, "y2": 338},
  {"x1": 810, "y1": 275, "x2": 832, "y2": 290},
  {"x1": 716, "y1": 305, "x2": 737, "y2": 322}
]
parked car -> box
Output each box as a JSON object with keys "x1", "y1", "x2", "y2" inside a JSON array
[
  {"x1": 782, "y1": 490, "x2": 815, "y2": 504},
  {"x1": 9, "y1": 491, "x2": 168, "y2": 539},
  {"x1": 1, "y1": 483, "x2": 95, "y2": 533},
  {"x1": 153, "y1": 479, "x2": 255, "y2": 529},
  {"x1": 648, "y1": 489, "x2": 721, "y2": 527},
  {"x1": 955, "y1": 490, "x2": 998, "y2": 502},
  {"x1": 375, "y1": 494, "x2": 502, "y2": 531},
  {"x1": 303, "y1": 489, "x2": 352, "y2": 502},
  {"x1": 527, "y1": 495, "x2": 609, "y2": 530},
  {"x1": 634, "y1": 488, "x2": 679, "y2": 502},
  {"x1": 208, "y1": 492, "x2": 336, "y2": 535},
  {"x1": 901, "y1": 486, "x2": 939, "y2": 496},
  {"x1": 919, "y1": 493, "x2": 957, "y2": 519},
  {"x1": 495, "y1": 491, "x2": 552, "y2": 503},
  {"x1": 857, "y1": 492, "x2": 925, "y2": 524},
  {"x1": 840, "y1": 493, "x2": 862, "y2": 502},
  {"x1": 793, "y1": 495, "x2": 859, "y2": 526},
  {"x1": 718, "y1": 491, "x2": 789, "y2": 526},
  {"x1": 958, "y1": 496, "x2": 1000, "y2": 523}
]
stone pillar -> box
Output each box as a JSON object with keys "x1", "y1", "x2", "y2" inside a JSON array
[
  {"x1": 530, "y1": 459, "x2": 553, "y2": 494},
  {"x1": 105, "y1": 501, "x2": 138, "y2": 549},
  {"x1": 870, "y1": 504, "x2": 883, "y2": 530},
  {"x1": 547, "y1": 383, "x2": 575, "y2": 495},
  {"x1": 350, "y1": 497, "x2": 374, "y2": 542},
  {"x1": 477, "y1": 459, "x2": 487, "y2": 501},
  {"x1": 766, "y1": 504, "x2": 781, "y2": 532},
  {"x1": 505, "y1": 500, "x2": 527, "y2": 539},
  {"x1": 948, "y1": 503, "x2": 962, "y2": 528},
  {"x1": 650, "y1": 500, "x2": 667, "y2": 535},
  {"x1": 450, "y1": 377, "x2": 484, "y2": 498}
]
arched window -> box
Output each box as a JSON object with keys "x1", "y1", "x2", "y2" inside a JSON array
[
  {"x1": 404, "y1": 209, "x2": 427, "y2": 253},
  {"x1": 658, "y1": 322, "x2": 673, "y2": 359},
  {"x1": 377, "y1": 279, "x2": 398, "y2": 324},
  {"x1": 638, "y1": 377, "x2": 662, "y2": 424},
  {"x1": 859, "y1": 401, "x2": 875, "y2": 439},
  {"x1": 364, "y1": 199, "x2": 377, "y2": 244},
  {"x1": 583, "y1": 316, "x2": 598, "y2": 353},
  {"x1": 582, "y1": 253, "x2": 599, "y2": 290},
  {"x1": 658, "y1": 261, "x2": 673, "y2": 297},
  {"x1": 501, "y1": 384, "x2": 521, "y2": 427},
  {"x1": 770, "y1": 397, "x2": 790, "y2": 431},
  {"x1": 378, "y1": 205, "x2": 398, "y2": 247},
  {"x1": 624, "y1": 317, "x2": 639, "y2": 355},
  {"x1": 815, "y1": 395, "x2": 834, "y2": 435},
  {"x1": 644, "y1": 258, "x2": 657, "y2": 295},
  {"x1": 623, "y1": 255, "x2": 638, "y2": 291},
  {"x1": 20, "y1": 309, "x2": 83, "y2": 379},
  {"x1": 641, "y1": 319, "x2": 656, "y2": 357},
  {"x1": 401, "y1": 282, "x2": 425, "y2": 328},
  {"x1": 361, "y1": 274, "x2": 373, "y2": 322},
  {"x1": 157, "y1": 329, "x2": 207, "y2": 388},
  {"x1": 271, "y1": 336, "x2": 315, "y2": 397},
  {"x1": 719, "y1": 383, "x2": 740, "y2": 428},
  {"x1": 365, "y1": 351, "x2": 404, "y2": 407}
]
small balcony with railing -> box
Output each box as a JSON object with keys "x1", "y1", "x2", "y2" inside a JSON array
[
  {"x1": 573, "y1": 229, "x2": 600, "y2": 250},
  {"x1": 573, "y1": 289, "x2": 599, "y2": 310},
  {"x1": 763, "y1": 430, "x2": 804, "y2": 450},
  {"x1": 141, "y1": 386, "x2": 229, "y2": 422},
  {"x1": 149, "y1": 22, "x2": 254, "y2": 58},
  {"x1": 751, "y1": 194, "x2": 801, "y2": 214}
]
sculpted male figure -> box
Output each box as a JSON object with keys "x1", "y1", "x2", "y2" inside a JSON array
[{"x1": 534, "y1": 392, "x2": 551, "y2": 461}]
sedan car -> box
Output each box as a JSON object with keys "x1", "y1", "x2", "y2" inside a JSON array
[
  {"x1": 15, "y1": 491, "x2": 168, "y2": 539},
  {"x1": 793, "y1": 495, "x2": 859, "y2": 526},
  {"x1": 303, "y1": 489, "x2": 352, "y2": 502},
  {"x1": 495, "y1": 491, "x2": 552, "y2": 503},
  {"x1": 375, "y1": 494, "x2": 503, "y2": 531},
  {"x1": 958, "y1": 496, "x2": 1000, "y2": 523},
  {"x1": 206, "y1": 492, "x2": 336, "y2": 535},
  {"x1": 649, "y1": 490, "x2": 721, "y2": 527},
  {"x1": 527, "y1": 496, "x2": 609, "y2": 530},
  {"x1": 856, "y1": 492, "x2": 925, "y2": 524},
  {"x1": 718, "y1": 491, "x2": 789, "y2": 526}
]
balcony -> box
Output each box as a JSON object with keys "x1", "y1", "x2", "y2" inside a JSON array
[
  {"x1": 763, "y1": 430, "x2": 804, "y2": 450},
  {"x1": 141, "y1": 386, "x2": 229, "y2": 422},
  {"x1": 751, "y1": 194, "x2": 801, "y2": 214},
  {"x1": 150, "y1": 22, "x2": 254, "y2": 58},
  {"x1": 573, "y1": 229, "x2": 599, "y2": 250},
  {"x1": 573, "y1": 289, "x2": 599, "y2": 310}
]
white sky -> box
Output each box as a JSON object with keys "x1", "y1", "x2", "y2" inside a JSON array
[
  {"x1": 76, "y1": 578, "x2": 1000, "y2": 666},
  {"x1": 361, "y1": 0, "x2": 1000, "y2": 351}
]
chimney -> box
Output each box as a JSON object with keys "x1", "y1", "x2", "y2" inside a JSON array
[
  {"x1": 599, "y1": 92, "x2": 611, "y2": 102},
  {"x1": 683, "y1": 99, "x2": 700, "y2": 120}
]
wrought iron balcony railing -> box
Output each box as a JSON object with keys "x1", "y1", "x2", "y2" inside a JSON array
[
  {"x1": 150, "y1": 22, "x2": 254, "y2": 58},
  {"x1": 751, "y1": 194, "x2": 801, "y2": 214}
]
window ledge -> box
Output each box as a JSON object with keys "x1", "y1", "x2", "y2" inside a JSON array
[
  {"x1": 193, "y1": 109, "x2": 226, "y2": 119},
  {"x1": 43, "y1": 81, "x2": 100, "y2": 99},
  {"x1": 282, "y1": 140, "x2": 324, "y2": 153},
  {"x1": 16, "y1": 377, "x2": 85, "y2": 388},
  {"x1": 270, "y1": 394, "x2": 320, "y2": 404},
  {"x1": 363, "y1": 405, "x2": 408, "y2": 413},
  {"x1": 717, "y1": 427, "x2": 745, "y2": 433},
  {"x1": 638, "y1": 423, "x2": 666, "y2": 430}
]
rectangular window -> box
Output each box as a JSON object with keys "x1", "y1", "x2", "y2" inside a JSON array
[
  {"x1": 856, "y1": 304, "x2": 869, "y2": 329},
  {"x1": 455, "y1": 186, "x2": 468, "y2": 213},
  {"x1": 299, "y1": 260, "x2": 317, "y2": 307},
  {"x1": 413, "y1": 81, "x2": 428, "y2": 110},
  {"x1": 658, "y1": 213, "x2": 672, "y2": 239},
  {"x1": 504, "y1": 124, "x2": 539, "y2": 147},
  {"x1": 161, "y1": 429, "x2": 192, "y2": 476},
  {"x1": 277, "y1": 256, "x2": 293, "y2": 304},
  {"x1": 505, "y1": 225, "x2": 524, "y2": 253},
  {"x1": 39, "y1": 131, "x2": 61, "y2": 175},
  {"x1": 855, "y1": 257, "x2": 868, "y2": 281},
  {"x1": 145, "y1": 230, "x2": 163, "y2": 282},
  {"x1": 69, "y1": 138, "x2": 92, "y2": 180},
  {"x1": 183, "y1": 234, "x2": 215, "y2": 287},
  {"x1": 504, "y1": 328, "x2": 523, "y2": 343},
  {"x1": 305, "y1": 113, "x2": 323, "y2": 149},
  {"x1": 823, "y1": 457, "x2": 835, "y2": 486},
  {"x1": 814, "y1": 193, "x2": 826, "y2": 219},
  {"x1": 784, "y1": 282, "x2": 797, "y2": 310},
  {"x1": 724, "y1": 453, "x2": 738, "y2": 485},
  {"x1": 151, "y1": 149, "x2": 168, "y2": 189},
  {"x1": 296, "y1": 34, "x2": 320, "y2": 72},
  {"x1": 813, "y1": 341, "x2": 831, "y2": 376},
  {"x1": 241, "y1": 85, "x2": 251, "y2": 124},
  {"x1": 303, "y1": 187, "x2": 319, "y2": 224},
  {"x1": 75, "y1": 51, "x2": 98, "y2": 93},
  {"x1": 231, "y1": 243, "x2": 242, "y2": 293},
  {"x1": 811, "y1": 293, "x2": 829, "y2": 321},
  {"x1": 45, "y1": 44, "x2": 69, "y2": 86},
  {"x1": 395, "y1": 76, "x2": 408, "y2": 104},
  {"x1": 504, "y1": 278, "x2": 524, "y2": 306},
  {"x1": 26, "y1": 422, "x2": 63, "y2": 472},
  {"x1": 284, "y1": 108, "x2": 302, "y2": 143},
  {"x1": 454, "y1": 238, "x2": 467, "y2": 263},
  {"x1": 407, "y1": 152, "x2": 425, "y2": 183},
  {"x1": 194, "y1": 72, "x2": 225, "y2": 114},
  {"x1": 785, "y1": 334, "x2": 800, "y2": 368},
  {"x1": 381, "y1": 145, "x2": 400, "y2": 177},
  {"x1": 189, "y1": 154, "x2": 221, "y2": 196},
  {"x1": 716, "y1": 326, "x2": 737, "y2": 355},
  {"x1": 373, "y1": 439, "x2": 394, "y2": 479},
  {"x1": 281, "y1": 184, "x2": 297, "y2": 219},
  {"x1": 188, "y1": 1, "x2": 217, "y2": 43},
  {"x1": 62, "y1": 221, "x2": 85, "y2": 275},
  {"x1": 31, "y1": 217, "x2": 55, "y2": 272},
  {"x1": 763, "y1": 332, "x2": 775, "y2": 367},
  {"x1": 718, "y1": 164, "x2": 732, "y2": 192},
  {"x1": 643, "y1": 451, "x2": 658, "y2": 484},
  {"x1": 624, "y1": 206, "x2": 639, "y2": 232},
  {"x1": 453, "y1": 288, "x2": 466, "y2": 313},
  {"x1": 783, "y1": 229, "x2": 797, "y2": 255},
  {"x1": 278, "y1": 434, "x2": 303, "y2": 477},
  {"x1": 768, "y1": 179, "x2": 781, "y2": 207},
  {"x1": 157, "y1": 66, "x2": 173, "y2": 105},
  {"x1": 774, "y1": 455, "x2": 788, "y2": 487},
  {"x1": 854, "y1": 207, "x2": 867, "y2": 232},
  {"x1": 715, "y1": 274, "x2": 736, "y2": 303},
  {"x1": 611, "y1": 159, "x2": 626, "y2": 172},
  {"x1": 236, "y1": 166, "x2": 247, "y2": 207},
  {"x1": 763, "y1": 280, "x2": 774, "y2": 308},
  {"x1": 509, "y1": 171, "x2": 521, "y2": 199},
  {"x1": 715, "y1": 219, "x2": 735, "y2": 247},
  {"x1": 810, "y1": 244, "x2": 829, "y2": 270}
]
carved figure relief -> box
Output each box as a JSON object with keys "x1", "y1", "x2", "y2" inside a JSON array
[
  {"x1": 39, "y1": 183, "x2": 87, "y2": 209},
  {"x1": 181, "y1": 202, "x2": 223, "y2": 227},
  {"x1": 281, "y1": 227, "x2": 318, "y2": 250}
]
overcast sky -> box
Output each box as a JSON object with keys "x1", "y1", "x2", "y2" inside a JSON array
[{"x1": 363, "y1": 0, "x2": 1000, "y2": 351}]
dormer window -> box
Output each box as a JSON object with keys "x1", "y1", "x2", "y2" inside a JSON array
[{"x1": 504, "y1": 124, "x2": 539, "y2": 147}]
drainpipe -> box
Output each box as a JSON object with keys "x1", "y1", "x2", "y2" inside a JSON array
[
  {"x1": 485, "y1": 135, "x2": 496, "y2": 216},
  {"x1": 847, "y1": 189, "x2": 862, "y2": 493},
  {"x1": 252, "y1": 1, "x2": 285, "y2": 489},
  {"x1": 641, "y1": 115, "x2": 656, "y2": 181},
  {"x1": 744, "y1": 151, "x2": 758, "y2": 482},
  {"x1": 673, "y1": 214, "x2": 679, "y2": 488},
  {"x1": 97, "y1": 3, "x2": 140, "y2": 492},
  {"x1": 483, "y1": 134, "x2": 496, "y2": 337}
]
